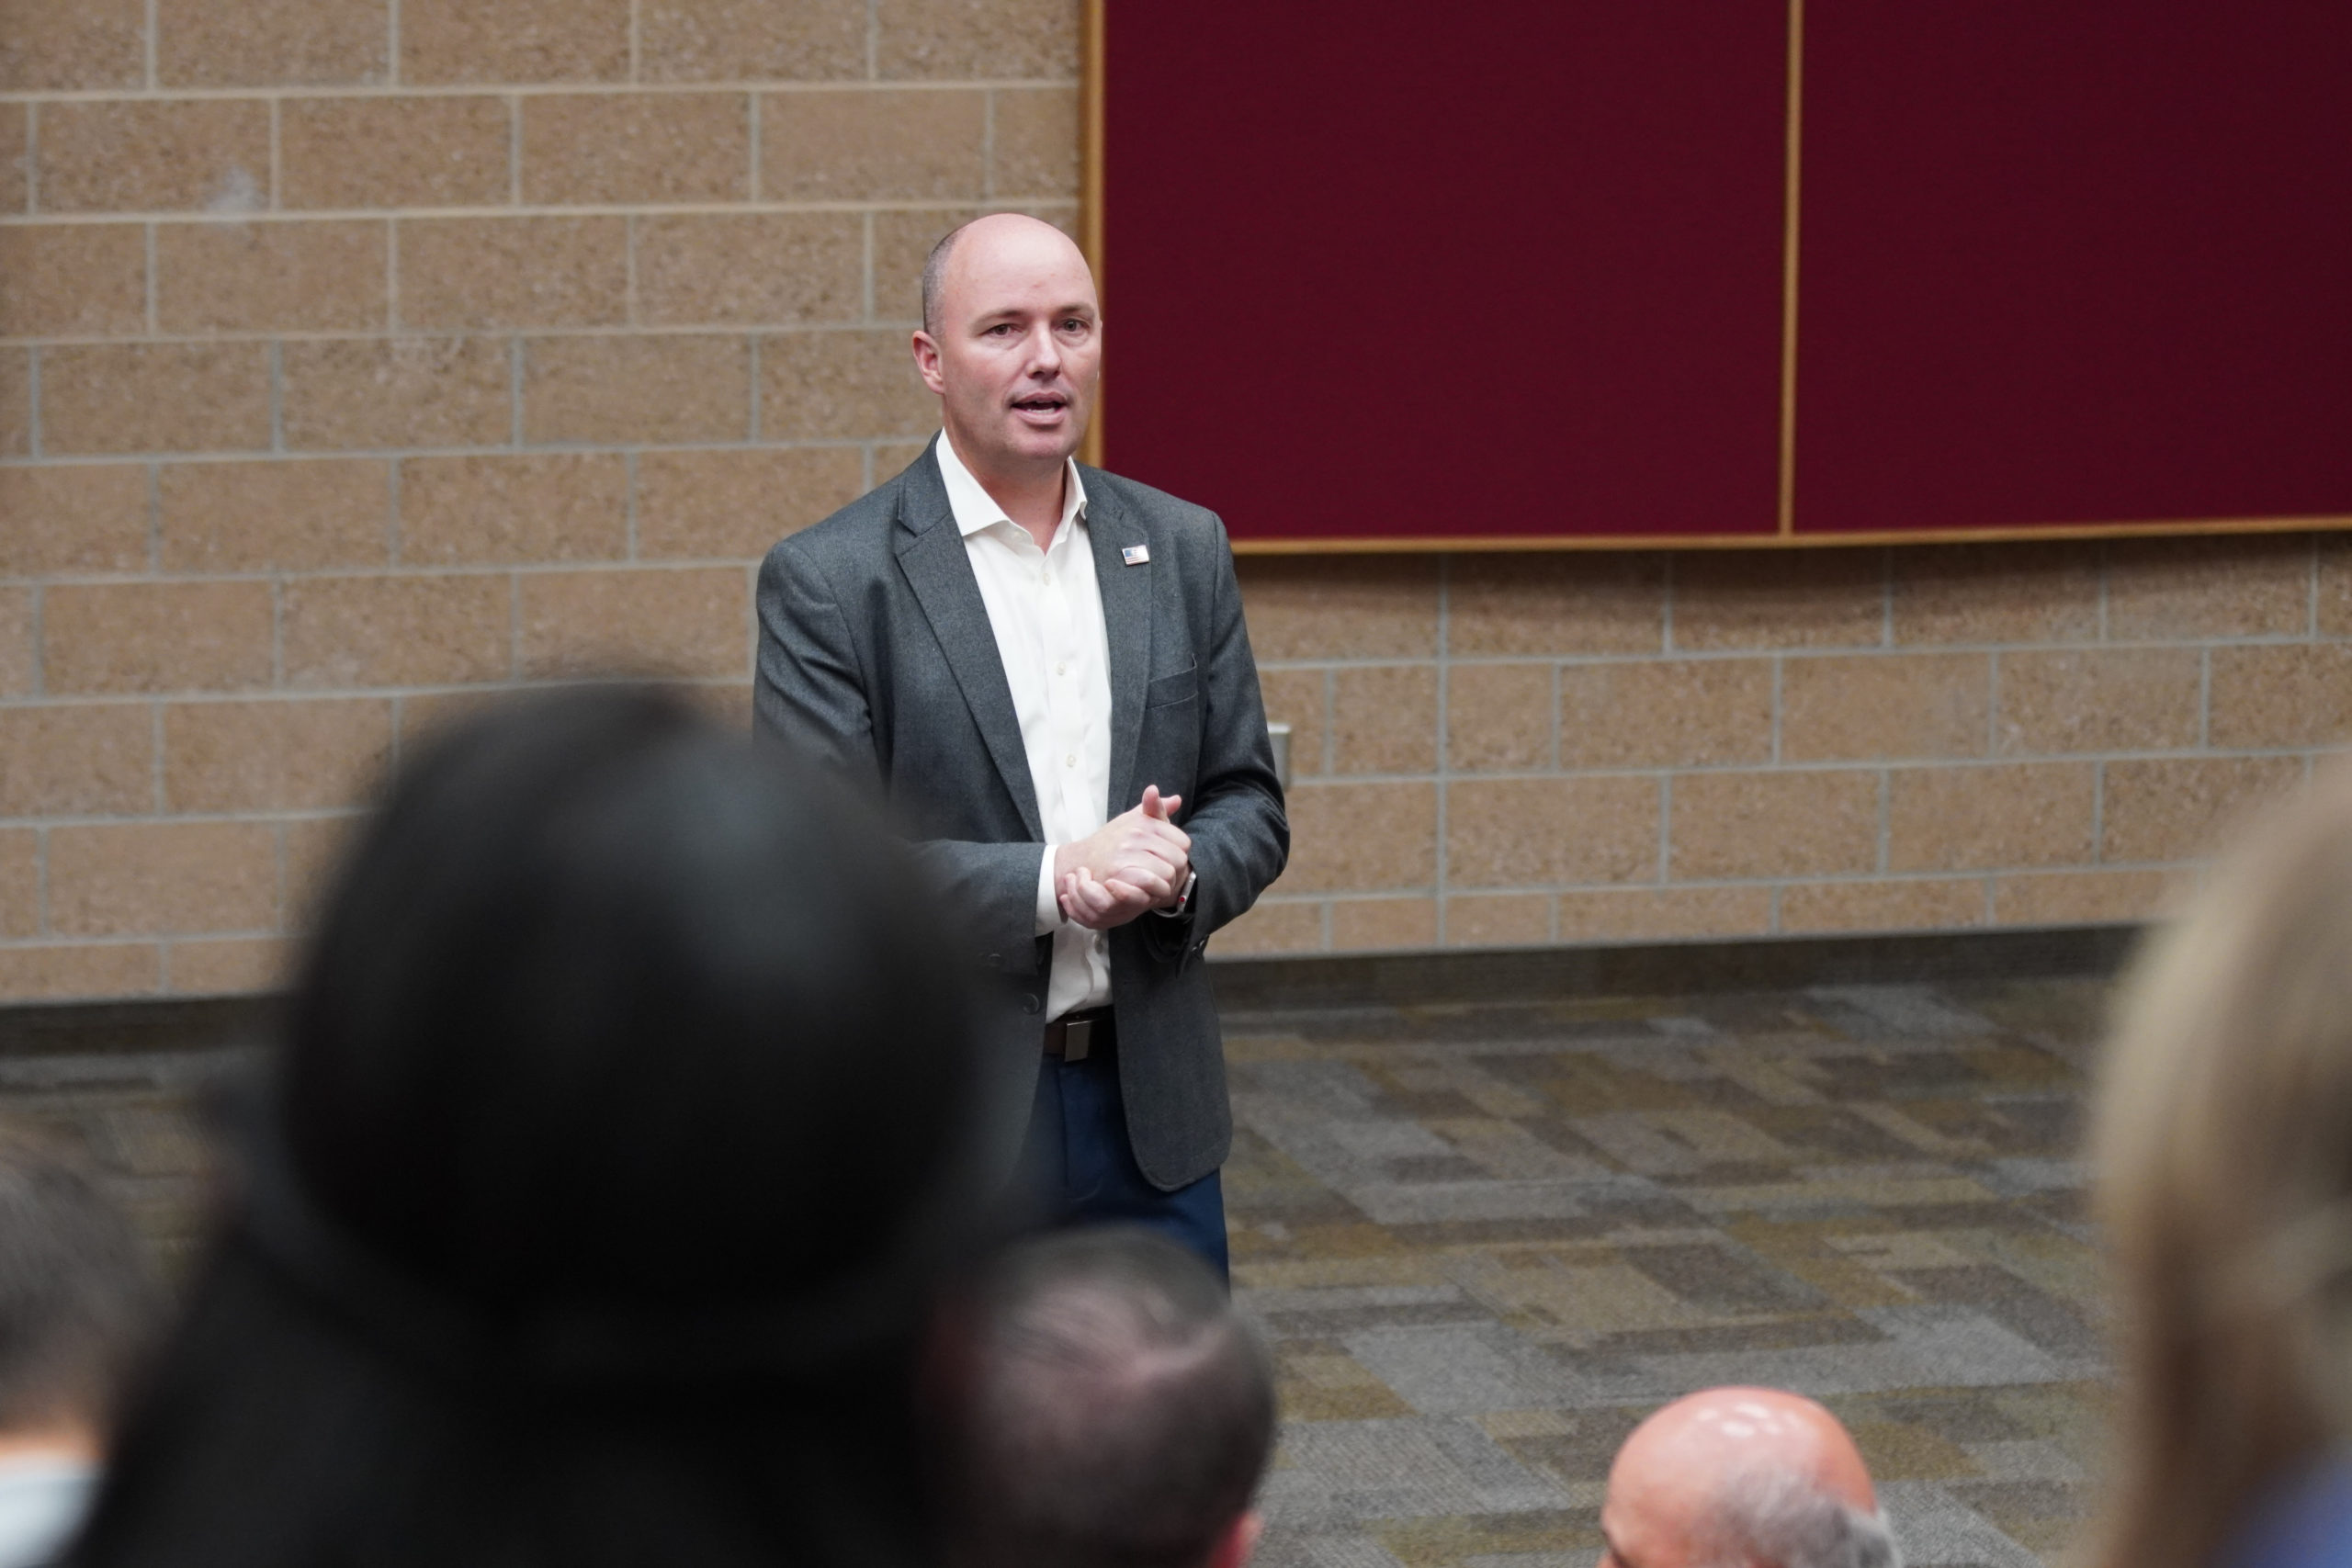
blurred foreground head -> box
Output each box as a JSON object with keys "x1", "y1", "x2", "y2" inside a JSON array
[
  {"x1": 1598, "y1": 1388, "x2": 1894, "y2": 1568},
  {"x1": 929, "y1": 1227, "x2": 1274, "y2": 1568},
  {"x1": 71, "y1": 686, "x2": 1001, "y2": 1568},
  {"x1": 2092, "y1": 762, "x2": 2352, "y2": 1568}
]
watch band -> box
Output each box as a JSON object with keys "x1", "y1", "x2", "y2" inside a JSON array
[{"x1": 1155, "y1": 870, "x2": 1198, "y2": 918}]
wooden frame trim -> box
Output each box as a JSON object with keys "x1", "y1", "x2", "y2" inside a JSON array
[
  {"x1": 1228, "y1": 513, "x2": 2352, "y2": 555},
  {"x1": 1079, "y1": 0, "x2": 1108, "y2": 469},
  {"x1": 1082, "y1": 3, "x2": 2345, "y2": 556},
  {"x1": 1776, "y1": 0, "x2": 1804, "y2": 536}
]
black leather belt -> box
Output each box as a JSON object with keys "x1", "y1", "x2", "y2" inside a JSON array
[{"x1": 1043, "y1": 1006, "x2": 1114, "y2": 1061}]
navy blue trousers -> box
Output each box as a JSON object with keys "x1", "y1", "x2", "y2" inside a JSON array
[{"x1": 1020, "y1": 1032, "x2": 1228, "y2": 1279}]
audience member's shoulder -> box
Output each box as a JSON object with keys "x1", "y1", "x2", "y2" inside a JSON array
[{"x1": 2224, "y1": 1461, "x2": 2352, "y2": 1568}]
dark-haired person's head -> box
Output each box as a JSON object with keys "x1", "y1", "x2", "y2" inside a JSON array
[
  {"x1": 68, "y1": 685, "x2": 1007, "y2": 1568},
  {"x1": 929, "y1": 1227, "x2": 1275, "y2": 1568},
  {"x1": 0, "y1": 1124, "x2": 157, "y2": 1568}
]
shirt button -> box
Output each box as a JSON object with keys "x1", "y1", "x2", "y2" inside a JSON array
[
  {"x1": 1042, "y1": 570, "x2": 1054, "y2": 585},
  {"x1": 1057, "y1": 661, "x2": 1068, "y2": 675},
  {"x1": 1066, "y1": 753, "x2": 1077, "y2": 767}
]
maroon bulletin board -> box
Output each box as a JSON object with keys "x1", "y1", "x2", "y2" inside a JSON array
[{"x1": 1086, "y1": 1, "x2": 2352, "y2": 551}]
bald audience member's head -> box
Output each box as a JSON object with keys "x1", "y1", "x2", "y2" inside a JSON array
[
  {"x1": 911, "y1": 212, "x2": 1100, "y2": 482},
  {"x1": 1599, "y1": 1389, "x2": 1897, "y2": 1568},
  {"x1": 931, "y1": 1228, "x2": 1274, "y2": 1568}
]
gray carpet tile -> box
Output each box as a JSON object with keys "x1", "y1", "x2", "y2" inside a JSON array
[{"x1": 1226, "y1": 976, "x2": 2112, "y2": 1568}]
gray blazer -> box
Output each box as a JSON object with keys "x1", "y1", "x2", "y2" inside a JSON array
[{"x1": 753, "y1": 448, "x2": 1288, "y2": 1190}]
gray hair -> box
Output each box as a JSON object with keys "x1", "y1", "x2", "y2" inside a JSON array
[
  {"x1": 934, "y1": 1227, "x2": 1277, "y2": 1568},
  {"x1": 1706, "y1": 1464, "x2": 1903, "y2": 1568}
]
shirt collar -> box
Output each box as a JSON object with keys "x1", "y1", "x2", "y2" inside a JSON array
[{"x1": 934, "y1": 430, "x2": 1087, "y2": 542}]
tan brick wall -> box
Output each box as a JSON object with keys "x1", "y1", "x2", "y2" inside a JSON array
[
  {"x1": 1220, "y1": 536, "x2": 2352, "y2": 954},
  {"x1": 0, "y1": 0, "x2": 1078, "y2": 1001},
  {"x1": 2, "y1": 0, "x2": 2344, "y2": 1000}
]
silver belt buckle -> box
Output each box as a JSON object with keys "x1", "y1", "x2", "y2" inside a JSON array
[{"x1": 1063, "y1": 1017, "x2": 1094, "y2": 1062}]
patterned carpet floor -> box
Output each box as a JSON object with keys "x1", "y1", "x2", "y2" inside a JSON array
[
  {"x1": 1221, "y1": 977, "x2": 2113, "y2": 1568},
  {"x1": 0, "y1": 974, "x2": 2115, "y2": 1568}
]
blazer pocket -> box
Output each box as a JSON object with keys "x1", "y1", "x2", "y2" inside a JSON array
[{"x1": 1144, "y1": 664, "x2": 1199, "y2": 708}]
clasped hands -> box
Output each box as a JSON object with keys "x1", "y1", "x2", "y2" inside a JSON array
[{"x1": 1055, "y1": 785, "x2": 1189, "y2": 931}]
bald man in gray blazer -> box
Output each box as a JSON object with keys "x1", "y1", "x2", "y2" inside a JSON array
[{"x1": 754, "y1": 214, "x2": 1286, "y2": 1272}]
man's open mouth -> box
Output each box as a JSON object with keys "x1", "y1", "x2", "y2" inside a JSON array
[{"x1": 1013, "y1": 395, "x2": 1069, "y2": 414}]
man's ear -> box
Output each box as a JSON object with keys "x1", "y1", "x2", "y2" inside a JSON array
[
  {"x1": 1204, "y1": 1511, "x2": 1264, "y2": 1568},
  {"x1": 911, "y1": 329, "x2": 948, "y2": 396}
]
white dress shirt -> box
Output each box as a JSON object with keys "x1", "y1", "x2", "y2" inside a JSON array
[
  {"x1": 0, "y1": 1457, "x2": 95, "y2": 1568},
  {"x1": 934, "y1": 431, "x2": 1114, "y2": 1022}
]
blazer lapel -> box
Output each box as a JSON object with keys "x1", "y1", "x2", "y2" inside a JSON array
[
  {"x1": 1088, "y1": 477, "x2": 1154, "y2": 817},
  {"x1": 893, "y1": 460, "x2": 1046, "y2": 841}
]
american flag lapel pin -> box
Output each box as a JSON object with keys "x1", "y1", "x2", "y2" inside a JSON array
[{"x1": 1122, "y1": 545, "x2": 1151, "y2": 566}]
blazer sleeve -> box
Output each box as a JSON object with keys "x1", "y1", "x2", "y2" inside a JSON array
[
  {"x1": 756, "y1": 537, "x2": 1048, "y2": 974},
  {"x1": 1141, "y1": 513, "x2": 1289, "y2": 961}
]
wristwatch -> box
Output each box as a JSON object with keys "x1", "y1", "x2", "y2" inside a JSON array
[{"x1": 1153, "y1": 870, "x2": 1198, "y2": 918}]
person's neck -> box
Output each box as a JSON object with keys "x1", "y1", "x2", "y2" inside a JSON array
[
  {"x1": 0, "y1": 1417, "x2": 99, "y2": 1470},
  {"x1": 946, "y1": 427, "x2": 1068, "y2": 552}
]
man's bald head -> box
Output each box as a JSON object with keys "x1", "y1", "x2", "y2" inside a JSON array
[
  {"x1": 1619, "y1": 1388, "x2": 1879, "y2": 1518},
  {"x1": 910, "y1": 211, "x2": 1101, "y2": 484},
  {"x1": 1599, "y1": 1389, "x2": 1897, "y2": 1568},
  {"x1": 922, "y1": 213, "x2": 1090, "y2": 336}
]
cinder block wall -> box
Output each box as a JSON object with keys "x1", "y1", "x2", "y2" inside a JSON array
[
  {"x1": 1, "y1": 0, "x2": 2345, "y2": 999},
  {"x1": 0, "y1": 0, "x2": 1079, "y2": 1001},
  {"x1": 1225, "y1": 539, "x2": 2348, "y2": 953}
]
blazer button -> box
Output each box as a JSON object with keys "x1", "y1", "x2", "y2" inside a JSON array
[{"x1": 1022, "y1": 992, "x2": 1044, "y2": 1015}]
